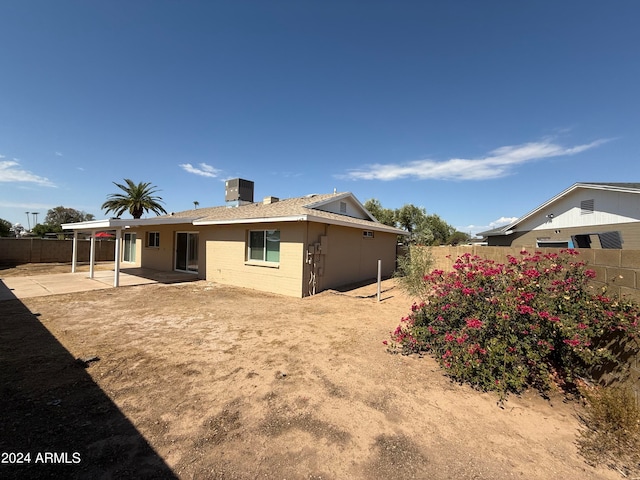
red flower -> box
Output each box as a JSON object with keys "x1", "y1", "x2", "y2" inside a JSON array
[
  {"x1": 564, "y1": 337, "x2": 581, "y2": 347},
  {"x1": 517, "y1": 305, "x2": 535, "y2": 315},
  {"x1": 466, "y1": 318, "x2": 483, "y2": 329}
]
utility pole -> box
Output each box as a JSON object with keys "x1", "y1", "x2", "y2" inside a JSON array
[{"x1": 25, "y1": 212, "x2": 31, "y2": 230}]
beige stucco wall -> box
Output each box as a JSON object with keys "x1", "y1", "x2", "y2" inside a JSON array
[
  {"x1": 128, "y1": 221, "x2": 399, "y2": 298},
  {"x1": 203, "y1": 221, "x2": 398, "y2": 298},
  {"x1": 317, "y1": 224, "x2": 397, "y2": 292},
  {"x1": 203, "y1": 222, "x2": 306, "y2": 297},
  {"x1": 129, "y1": 223, "x2": 206, "y2": 277}
]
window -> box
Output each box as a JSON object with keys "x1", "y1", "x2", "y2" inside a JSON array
[
  {"x1": 248, "y1": 230, "x2": 280, "y2": 263},
  {"x1": 147, "y1": 231, "x2": 160, "y2": 247},
  {"x1": 581, "y1": 199, "x2": 594, "y2": 215},
  {"x1": 363, "y1": 230, "x2": 374, "y2": 238},
  {"x1": 339, "y1": 201, "x2": 347, "y2": 213}
]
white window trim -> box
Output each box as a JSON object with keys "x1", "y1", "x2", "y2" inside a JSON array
[
  {"x1": 247, "y1": 229, "x2": 280, "y2": 265},
  {"x1": 147, "y1": 231, "x2": 160, "y2": 248}
]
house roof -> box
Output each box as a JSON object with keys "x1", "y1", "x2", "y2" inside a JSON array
[
  {"x1": 188, "y1": 192, "x2": 405, "y2": 234},
  {"x1": 63, "y1": 192, "x2": 407, "y2": 235},
  {"x1": 480, "y1": 182, "x2": 640, "y2": 237}
]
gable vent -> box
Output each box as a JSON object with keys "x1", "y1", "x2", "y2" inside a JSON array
[{"x1": 580, "y1": 199, "x2": 594, "y2": 215}]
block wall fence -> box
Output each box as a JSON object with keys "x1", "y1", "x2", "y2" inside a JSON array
[
  {"x1": 421, "y1": 245, "x2": 640, "y2": 397},
  {"x1": 0, "y1": 238, "x2": 115, "y2": 265},
  {"x1": 428, "y1": 245, "x2": 640, "y2": 303}
]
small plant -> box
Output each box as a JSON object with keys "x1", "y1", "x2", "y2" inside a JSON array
[
  {"x1": 386, "y1": 250, "x2": 640, "y2": 400},
  {"x1": 578, "y1": 385, "x2": 640, "y2": 474},
  {"x1": 394, "y1": 246, "x2": 433, "y2": 300}
]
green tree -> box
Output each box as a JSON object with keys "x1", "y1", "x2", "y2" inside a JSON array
[
  {"x1": 32, "y1": 223, "x2": 59, "y2": 237},
  {"x1": 423, "y1": 213, "x2": 456, "y2": 245},
  {"x1": 44, "y1": 206, "x2": 94, "y2": 229},
  {"x1": 0, "y1": 218, "x2": 12, "y2": 237},
  {"x1": 102, "y1": 179, "x2": 168, "y2": 219},
  {"x1": 395, "y1": 204, "x2": 434, "y2": 245},
  {"x1": 447, "y1": 231, "x2": 471, "y2": 246},
  {"x1": 364, "y1": 198, "x2": 396, "y2": 226}
]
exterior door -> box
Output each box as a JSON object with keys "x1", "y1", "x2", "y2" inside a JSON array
[
  {"x1": 175, "y1": 232, "x2": 198, "y2": 272},
  {"x1": 123, "y1": 233, "x2": 136, "y2": 262}
]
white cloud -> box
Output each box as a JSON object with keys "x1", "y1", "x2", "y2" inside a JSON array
[
  {"x1": 459, "y1": 216, "x2": 519, "y2": 236},
  {"x1": 489, "y1": 216, "x2": 518, "y2": 228},
  {"x1": 179, "y1": 162, "x2": 221, "y2": 178},
  {"x1": 0, "y1": 201, "x2": 53, "y2": 209},
  {"x1": 340, "y1": 138, "x2": 608, "y2": 181},
  {"x1": 0, "y1": 159, "x2": 55, "y2": 187},
  {"x1": 55, "y1": 152, "x2": 63, "y2": 157}
]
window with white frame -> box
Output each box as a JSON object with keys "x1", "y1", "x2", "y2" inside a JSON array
[
  {"x1": 147, "y1": 231, "x2": 160, "y2": 248},
  {"x1": 248, "y1": 230, "x2": 280, "y2": 263},
  {"x1": 363, "y1": 230, "x2": 374, "y2": 238}
]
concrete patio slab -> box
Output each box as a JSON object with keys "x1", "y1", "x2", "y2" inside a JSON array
[{"x1": 0, "y1": 269, "x2": 198, "y2": 301}]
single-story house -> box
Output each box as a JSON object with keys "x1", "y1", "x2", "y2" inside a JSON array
[
  {"x1": 63, "y1": 191, "x2": 406, "y2": 297},
  {"x1": 480, "y1": 182, "x2": 640, "y2": 249}
]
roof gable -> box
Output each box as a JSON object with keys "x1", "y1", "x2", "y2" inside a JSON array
[
  {"x1": 483, "y1": 182, "x2": 640, "y2": 237},
  {"x1": 304, "y1": 192, "x2": 376, "y2": 221}
]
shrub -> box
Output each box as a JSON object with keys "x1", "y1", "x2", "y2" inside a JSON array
[
  {"x1": 394, "y1": 246, "x2": 433, "y2": 300},
  {"x1": 578, "y1": 385, "x2": 640, "y2": 474},
  {"x1": 386, "y1": 250, "x2": 640, "y2": 399}
]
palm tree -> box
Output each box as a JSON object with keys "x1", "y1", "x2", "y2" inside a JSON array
[
  {"x1": 193, "y1": 201, "x2": 199, "y2": 209},
  {"x1": 102, "y1": 179, "x2": 168, "y2": 219}
]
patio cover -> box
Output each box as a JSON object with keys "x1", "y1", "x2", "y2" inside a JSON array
[{"x1": 62, "y1": 217, "x2": 196, "y2": 287}]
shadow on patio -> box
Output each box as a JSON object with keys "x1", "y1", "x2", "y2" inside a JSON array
[{"x1": 0, "y1": 281, "x2": 178, "y2": 479}]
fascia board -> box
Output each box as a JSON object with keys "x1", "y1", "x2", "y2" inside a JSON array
[
  {"x1": 62, "y1": 219, "x2": 117, "y2": 230},
  {"x1": 305, "y1": 214, "x2": 407, "y2": 235},
  {"x1": 193, "y1": 213, "x2": 406, "y2": 234},
  {"x1": 193, "y1": 215, "x2": 307, "y2": 226},
  {"x1": 62, "y1": 217, "x2": 197, "y2": 230}
]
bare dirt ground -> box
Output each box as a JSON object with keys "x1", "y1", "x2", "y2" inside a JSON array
[{"x1": 0, "y1": 264, "x2": 621, "y2": 479}]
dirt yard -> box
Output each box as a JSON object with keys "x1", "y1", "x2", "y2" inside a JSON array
[{"x1": 0, "y1": 264, "x2": 621, "y2": 479}]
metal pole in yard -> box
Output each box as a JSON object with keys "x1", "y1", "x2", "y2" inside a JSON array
[
  {"x1": 71, "y1": 231, "x2": 78, "y2": 273},
  {"x1": 377, "y1": 259, "x2": 382, "y2": 302}
]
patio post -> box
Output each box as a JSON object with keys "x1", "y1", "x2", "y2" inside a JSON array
[
  {"x1": 89, "y1": 232, "x2": 96, "y2": 279},
  {"x1": 71, "y1": 231, "x2": 78, "y2": 273},
  {"x1": 114, "y1": 229, "x2": 121, "y2": 287}
]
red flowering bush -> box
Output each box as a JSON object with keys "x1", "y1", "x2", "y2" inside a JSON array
[{"x1": 387, "y1": 250, "x2": 640, "y2": 399}]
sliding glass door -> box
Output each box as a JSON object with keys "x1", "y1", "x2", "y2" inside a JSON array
[
  {"x1": 123, "y1": 233, "x2": 136, "y2": 262},
  {"x1": 175, "y1": 232, "x2": 198, "y2": 272}
]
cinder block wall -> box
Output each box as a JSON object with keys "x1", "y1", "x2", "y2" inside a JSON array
[
  {"x1": 428, "y1": 246, "x2": 640, "y2": 302},
  {"x1": 424, "y1": 245, "x2": 640, "y2": 396},
  {"x1": 0, "y1": 238, "x2": 115, "y2": 265}
]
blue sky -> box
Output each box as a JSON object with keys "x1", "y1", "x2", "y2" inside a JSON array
[{"x1": 1, "y1": 1, "x2": 638, "y2": 236}]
